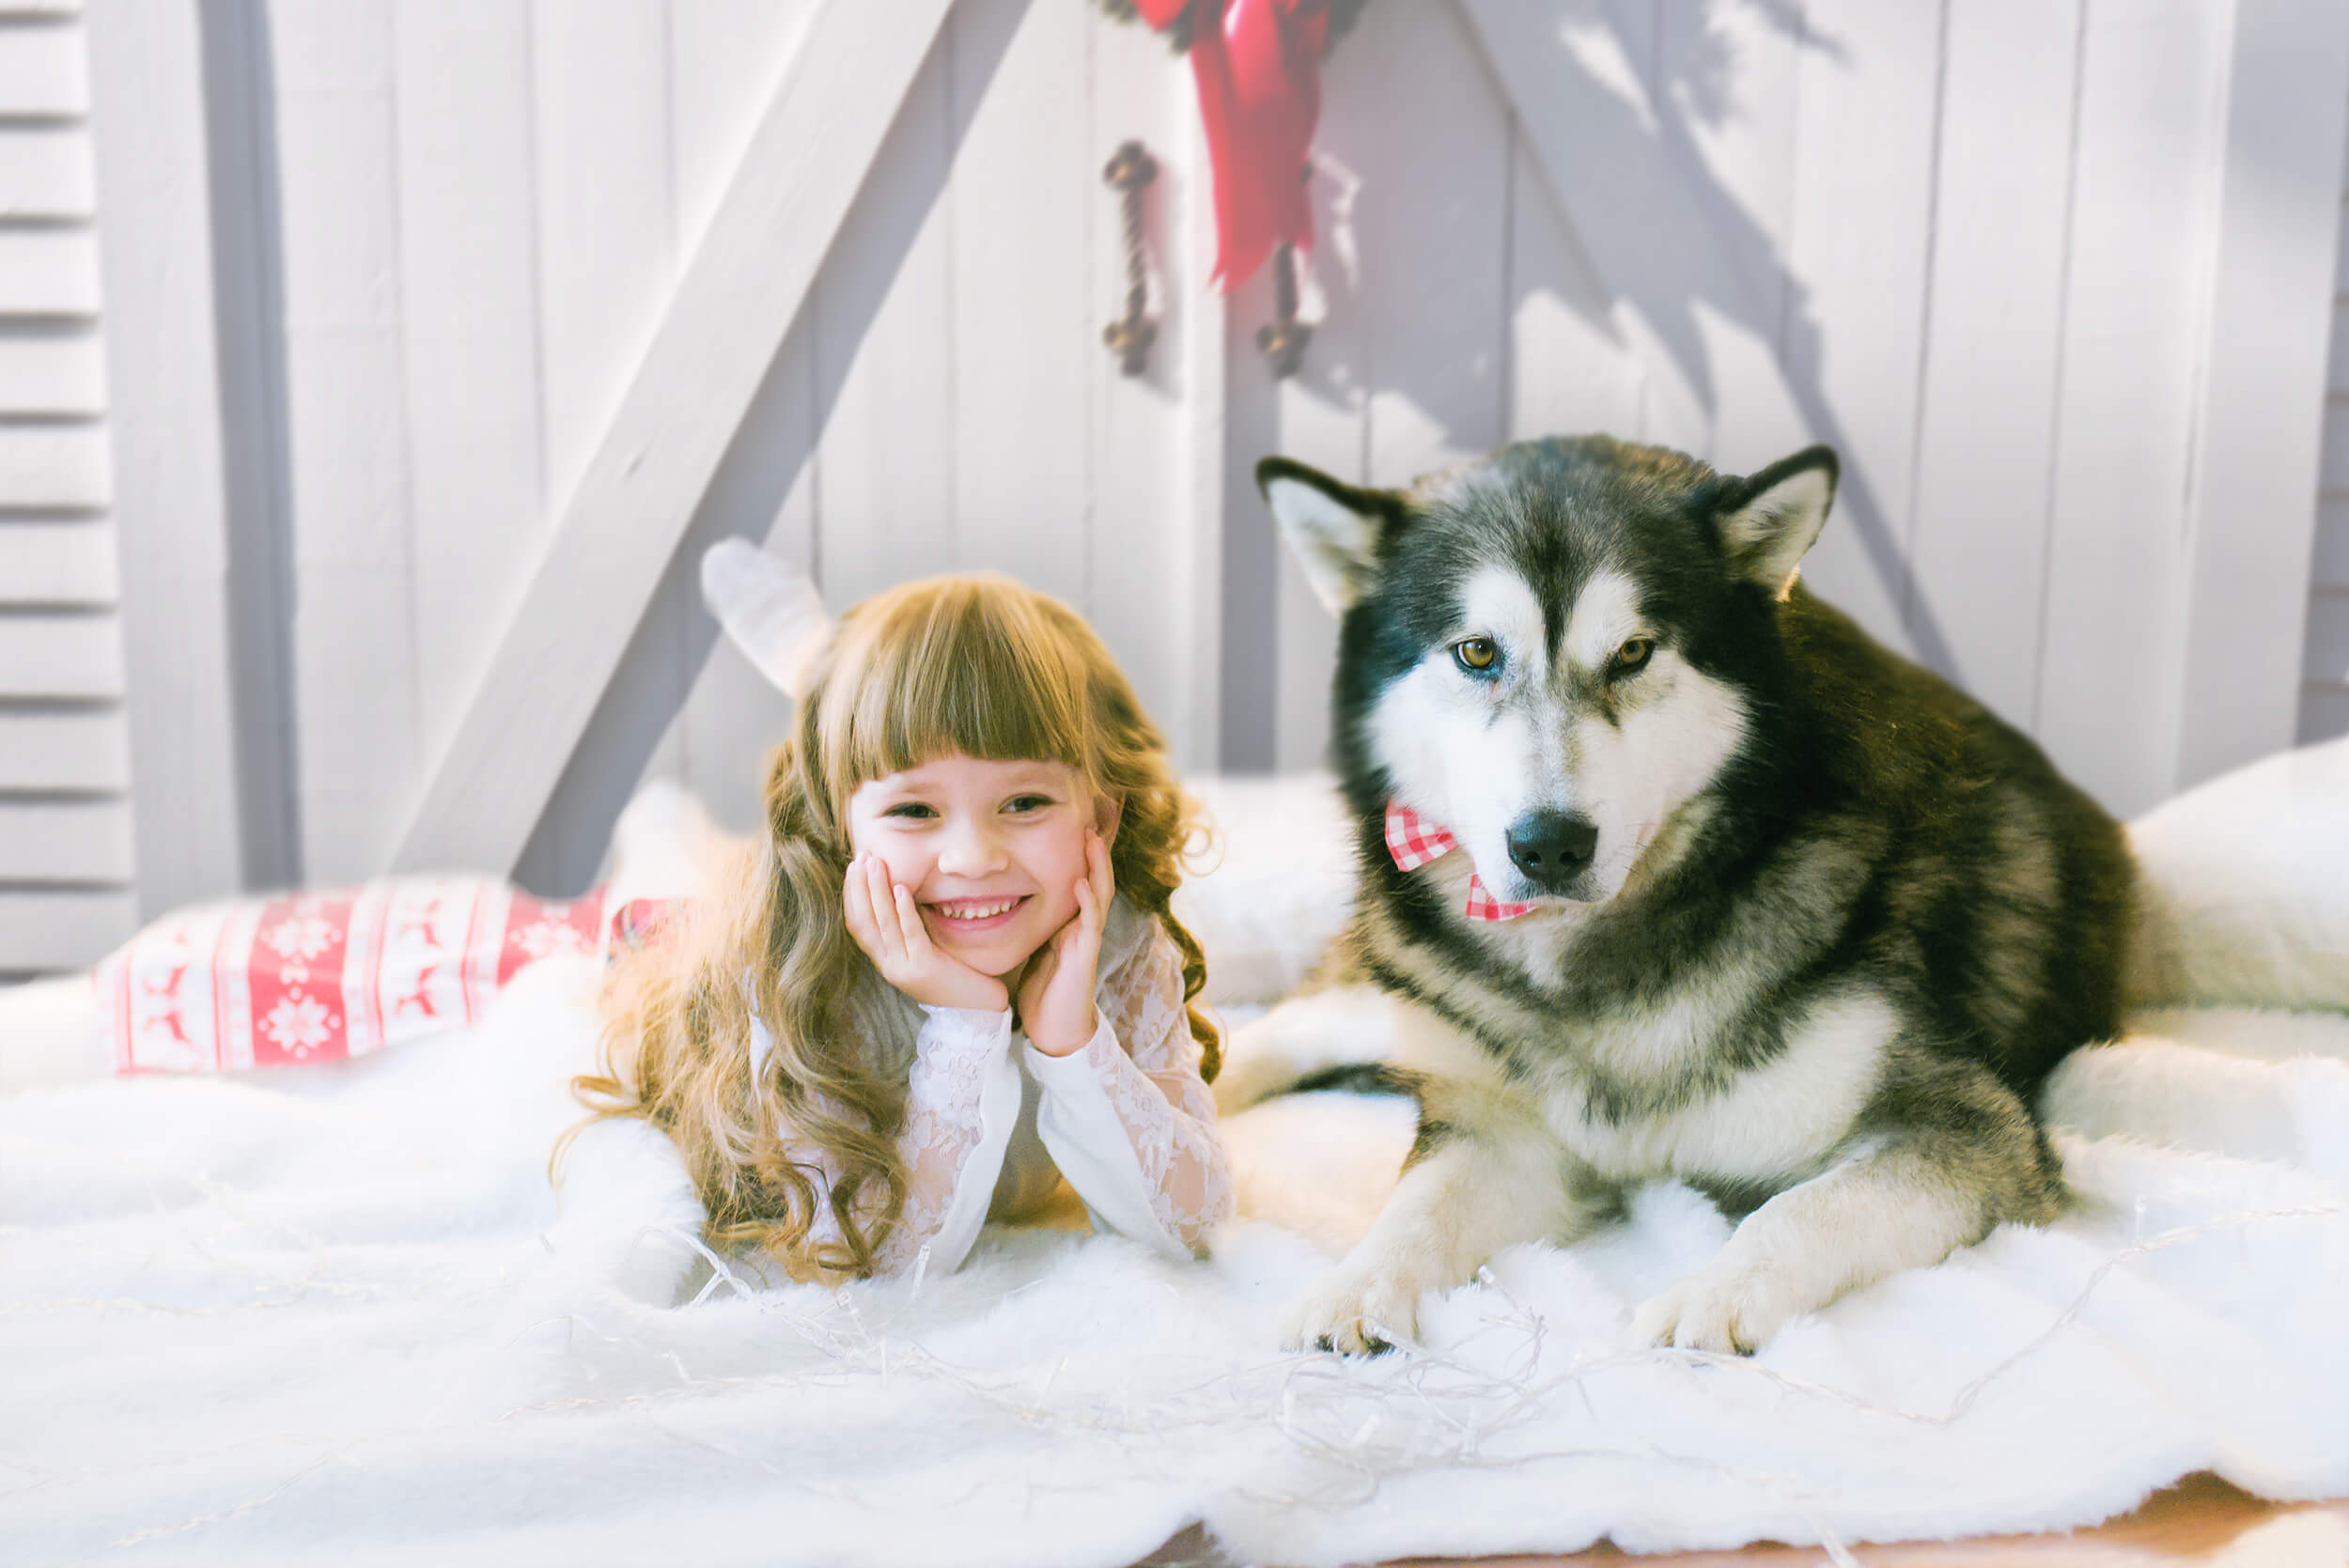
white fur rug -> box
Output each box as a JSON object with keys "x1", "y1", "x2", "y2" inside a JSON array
[
  {"x1": 4, "y1": 750, "x2": 2347, "y2": 1565},
  {"x1": 1, "y1": 969, "x2": 2343, "y2": 1566}
]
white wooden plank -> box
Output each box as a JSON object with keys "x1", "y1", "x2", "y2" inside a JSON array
[
  {"x1": 0, "y1": 613, "x2": 118, "y2": 696},
  {"x1": 270, "y1": 0, "x2": 387, "y2": 93},
  {"x1": 664, "y1": 326, "x2": 819, "y2": 837},
  {"x1": 0, "y1": 421, "x2": 104, "y2": 505},
  {"x1": 0, "y1": 124, "x2": 91, "y2": 217},
  {"x1": 533, "y1": 0, "x2": 673, "y2": 511},
  {"x1": 2313, "y1": 501, "x2": 2349, "y2": 586},
  {"x1": 273, "y1": 6, "x2": 397, "y2": 342},
  {"x1": 1263, "y1": 1, "x2": 1379, "y2": 774},
  {"x1": 1458, "y1": 0, "x2": 1808, "y2": 473},
  {"x1": 2172, "y1": 0, "x2": 2349, "y2": 793},
  {"x1": 289, "y1": 561, "x2": 418, "y2": 883},
  {"x1": 2304, "y1": 590, "x2": 2349, "y2": 685},
  {"x1": 397, "y1": 0, "x2": 954, "y2": 876},
  {"x1": 1269, "y1": 343, "x2": 1351, "y2": 772},
  {"x1": 2336, "y1": 195, "x2": 2349, "y2": 289},
  {"x1": 517, "y1": 568, "x2": 694, "y2": 895},
  {"x1": 1176, "y1": 90, "x2": 1227, "y2": 773},
  {"x1": 1655, "y1": 0, "x2": 1800, "y2": 349},
  {"x1": 272, "y1": 0, "x2": 416, "y2": 880},
  {"x1": 523, "y1": 0, "x2": 686, "y2": 883},
  {"x1": 1776, "y1": 0, "x2": 1942, "y2": 663},
  {"x1": 0, "y1": 796, "x2": 130, "y2": 879},
  {"x1": 393, "y1": 1, "x2": 546, "y2": 775},
  {"x1": 1216, "y1": 260, "x2": 1281, "y2": 770},
  {"x1": 0, "y1": 518, "x2": 112, "y2": 601},
  {"x1": 1906, "y1": 0, "x2": 2082, "y2": 732},
  {"x1": 661, "y1": 0, "x2": 825, "y2": 836},
  {"x1": 811, "y1": 34, "x2": 953, "y2": 611},
  {"x1": 282, "y1": 325, "x2": 418, "y2": 876},
  {"x1": 2329, "y1": 300, "x2": 2349, "y2": 390},
  {"x1": 2299, "y1": 679, "x2": 2349, "y2": 743},
  {"x1": 0, "y1": 705, "x2": 125, "y2": 789},
  {"x1": 82, "y1": 0, "x2": 252, "y2": 913},
  {"x1": 0, "y1": 889, "x2": 135, "y2": 971},
  {"x1": 669, "y1": 0, "x2": 822, "y2": 253},
  {"x1": 1361, "y1": 0, "x2": 1510, "y2": 482},
  {"x1": 0, "y1": 226, "x2": 99, "y2": 316},
  {"x1": 2035, "y1": 0, "x2": 2232, "y2": 817},
  {"x1": 947, "y1": 0, "x2": 1091, "y2": 608},
  {"x1": 0, "y1": 20, "x2": 86, "y2": 116},
  {"x1": 1506, "y1": 134, "x2": 1644, "y2": 444},
  {"x1": 0, "y1": 319, "x2": 102, "y2": 411},
  {"x1": 1085, "y1": 7, "x2": 1213, "y2": 771}
]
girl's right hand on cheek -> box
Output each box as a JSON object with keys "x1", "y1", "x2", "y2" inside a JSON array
[{"x1": 842, "y1": 852, "x2": 1009, "y2": 1013}]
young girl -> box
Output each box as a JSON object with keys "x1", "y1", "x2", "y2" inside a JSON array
[{"x1": 574, "y1": 573, "x2": 1233, "y2": 1281}]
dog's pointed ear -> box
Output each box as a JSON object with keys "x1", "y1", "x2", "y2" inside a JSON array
[
  {"x1": 1256, "y1": 457, "x2": 1404, "y2": 613},
  {"x1": 1717, "y1": 445, "x2": 1839, "y2": 598}
]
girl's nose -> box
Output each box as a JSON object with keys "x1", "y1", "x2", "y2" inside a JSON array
[{"x1": 934, "y1": 816, "x2": 1008, "y2": 877}]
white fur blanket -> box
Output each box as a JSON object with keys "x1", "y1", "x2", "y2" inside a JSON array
[{"x1": 3, "y1": 751, "x2": 2346, "y2": 1565}]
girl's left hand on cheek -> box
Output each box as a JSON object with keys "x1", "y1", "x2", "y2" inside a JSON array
[{"x1": 1017, "y1": 828, "x2": 1113, "y2": 1056}]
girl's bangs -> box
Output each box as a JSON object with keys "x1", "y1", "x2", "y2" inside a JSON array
[{"x1": 821, "y1": 578, "x2": 1094, "y2": 801}]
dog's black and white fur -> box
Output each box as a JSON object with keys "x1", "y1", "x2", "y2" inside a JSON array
[{"x1": 1228, "y1": 435, "x2": 2137, "y2": 1356}]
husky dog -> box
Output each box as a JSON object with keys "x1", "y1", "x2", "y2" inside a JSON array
[{"x1": 1233, "y1": 435, "x2": 2136, "y2": 1356}]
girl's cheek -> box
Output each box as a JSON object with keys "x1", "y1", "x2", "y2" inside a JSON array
[{"x1": 870, "y1": 844, "x2": 927, "y2": 893}]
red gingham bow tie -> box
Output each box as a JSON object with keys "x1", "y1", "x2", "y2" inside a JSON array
[{"x1": 1384, "y1": 801, "x2": 1536, "y2": 921}]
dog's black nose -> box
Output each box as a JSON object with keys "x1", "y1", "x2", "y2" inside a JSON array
[{"x1": 1505, "y1": 810, "x2": 1597, "y2": 891}]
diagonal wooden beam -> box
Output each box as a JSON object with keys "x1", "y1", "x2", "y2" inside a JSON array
[{"x1": 396, "y1": 0, "x2": 952, "y2": 875}]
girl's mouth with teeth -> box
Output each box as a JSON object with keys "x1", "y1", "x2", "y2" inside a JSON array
[{"x1": 926, "y1": 895, "x2": 1030, "y2": 930}]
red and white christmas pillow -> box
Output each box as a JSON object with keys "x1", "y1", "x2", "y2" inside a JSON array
[{"x1": 93, "y1": 877, "x2": 609, "y2": 1074}]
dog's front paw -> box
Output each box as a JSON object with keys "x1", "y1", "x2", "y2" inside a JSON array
[
  {"x1": 1280, "y1": 1250, "x2": 1454, "y2": 1355},
  {"x1": 1631, "y1": 1257, "x2": 1805, "y2": 1356}
]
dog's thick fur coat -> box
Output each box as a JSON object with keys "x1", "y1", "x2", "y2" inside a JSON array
[{"x1": 1234, "y1": 435, "x2": 2138, "y2": 1355}]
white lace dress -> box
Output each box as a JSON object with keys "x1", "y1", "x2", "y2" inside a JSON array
[{"x1": 762, "y1": 897, "x2": 1234, "y2": 1274}]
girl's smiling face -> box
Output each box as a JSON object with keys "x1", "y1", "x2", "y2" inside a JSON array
[{"x1": 845, "y1": 753, "x2": 1116, "y2": 978}]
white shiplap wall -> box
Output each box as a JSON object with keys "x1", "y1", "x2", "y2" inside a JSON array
[
  {"x1": 0, "y1": 5, "x2": 134, "y2": 977},
  {"x1": 254, "y1": 0, "x2": 1219, "y2": 894},
  {"x1": 1252, "y1": 0, "x2": 2264, "y2": 825},
  {"x1": 5, "y1": 0, "x2": 2341, "y2": 977},
  {"x1": 2303, "y1": 116, "x2": 2349, "y2": 743}
]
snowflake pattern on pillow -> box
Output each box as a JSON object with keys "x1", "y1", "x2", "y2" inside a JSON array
[{"x1": 94, "y1": 879, "x2": 607, "y2": 1073}]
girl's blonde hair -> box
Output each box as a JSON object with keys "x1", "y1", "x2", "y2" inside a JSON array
[{"x1": 568, "y1": 573, "x2": 1216, "y2": 1280}]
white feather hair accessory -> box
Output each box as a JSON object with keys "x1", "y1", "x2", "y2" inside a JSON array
[{"x1": 699, "y1": 537, "x2": 834, "y2": 699}]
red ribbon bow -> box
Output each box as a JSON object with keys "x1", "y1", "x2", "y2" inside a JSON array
[
  {"x1": 1384, "y1": 802, "x2": 1537, "y2": 922},
  {"x1": 1130, "y1": 0, "x2": 1325, "y2": 290}
]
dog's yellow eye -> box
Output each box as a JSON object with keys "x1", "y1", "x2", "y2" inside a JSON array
[
  {"x1": 1454, "y1": 638, "x2": 1499, "y2": 673},
  {"x1": 1611, "y1": 637, "x2": 1655, "y2": 676}
]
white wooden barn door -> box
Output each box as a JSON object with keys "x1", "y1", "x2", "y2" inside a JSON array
[
  {"x1": 23, "y1": 0, "x2": 2349, "y2": 977},
  {"x1": 1241, "y1": 0, "x2": 2349, "y2": 823},
  {"x1": 252, "y1": 0, "x2": 1229, "y2": 896}
]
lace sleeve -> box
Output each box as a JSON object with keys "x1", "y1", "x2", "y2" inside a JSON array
[
  {"x1": 790, "y1": 1004, "x2": 1021, "y2": 1278},
  {"x1": 1022, "y1": 922, "x2": 1235, "y2": 1255}
]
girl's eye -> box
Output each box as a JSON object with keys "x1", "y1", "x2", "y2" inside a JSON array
[
  {"x1": 883, "y1": 802, "x2": 937, "y2": 820},
  {"x1": 1610, "y1": 637, "x2": 1656, "y2": 677},
  {"x1": 1453, "y1": 637, "x2": 1500, "y2": 675},
  {"x1": 1004, "y1": 794, "x2": 1055, "y2": 815}
]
